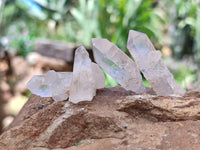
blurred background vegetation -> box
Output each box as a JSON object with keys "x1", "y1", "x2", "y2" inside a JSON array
[{"x1": 0, "y1": 0, "x2": 200, "y2": 131}]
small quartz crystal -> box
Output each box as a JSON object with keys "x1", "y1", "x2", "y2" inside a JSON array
[
  {"x1": 27, "y1": 75, "x2": 51, "y2": 97},
  {"x1": 69, "y1": 46, "x2": 105, "y2": 103},
  {"x1": 92, "y1": 38, "x2": 145, "y2": 94},
  {"x1": 127, "y1": 30, "x2": 185, "y2": 96},
  {"x1": 27, "y1": 71, "x2": 72, "y2": 101}
]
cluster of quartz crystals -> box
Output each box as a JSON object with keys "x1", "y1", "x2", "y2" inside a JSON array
[
  {"x1": 27, "y1": 46, "x2": 105, "y2": 103},
  {"x1": 27, "y1": 30, "x2": 185, "y2": 103}
]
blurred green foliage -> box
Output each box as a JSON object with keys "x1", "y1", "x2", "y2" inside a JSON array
[
  {"x1": 67, "y1": 0, "x2": 100, "y2": 47},
  {"x1": 98, "y1": 0, "x2": 165, "y2": 51},
  {"x1": 1, "y1": 0, "x2": 165, "y2": 51},
  {"x1": 174, "y1": 66, "x2": 196, "y2": 88},
  {"x1": 2, "y1": 0, "x2": 199, "y2": 57},
  {"x1": 159, "y1": 0, "x2": 200, "y2": 59},
  {"x1": 10, "y1": 31, "x2": 34, "y2": 57},
  {"x1": 104, "y1": 71, "x2": 119, "y2": 87},
  {"x1": 0, "y1": 0, "x2": 199, "y2": 89},
  {"x1": 0, "y1": 0, "x2": 5, "y2": 25}
]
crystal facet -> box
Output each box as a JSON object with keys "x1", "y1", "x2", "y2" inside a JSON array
[
  {"x1": 45, "y1": 70, "x2": 70, "y2": 101},
  {"x1": 127, "y1": 30, "x2": 185, "y2": 96},
  {"x1": 92, "y1": 38, "x2": 145, "y2": 93},
  {"x1": 91, "y1": 62, "x2": 105, "y2": 89},
  {"x1": 69, "y1": 46, "x2": 103, "y2": 103}
]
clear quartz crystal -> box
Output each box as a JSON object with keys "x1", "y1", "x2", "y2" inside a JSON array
[
  {"x1": 92, "y1": 38, "x2": 145, "y2": 94},
  {"x1": 69, "y1": 46, "x2": 97, "y2": 103},
  {"x1": 27, "y1": 71, "x2": 72, "y2": 101},
  {"x1": 127, "y1": 30, "x2": 185, "y2": 96},
  {"x1": 27, "y1": 75, "x2": 51, "y2": 97},
  {"x1": 45, "y1": 70, "x2": 70, "y2": 101},
  {"x1": 91, "y1": 62, "x2": 105, "y2": 89},
  {"x1": 57, "y1": 72, "x2": 72, "y2": 89}
]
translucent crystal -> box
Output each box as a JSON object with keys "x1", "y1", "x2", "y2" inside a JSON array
[
  {"x1": 92, "y1": 38, "x2": 145, "y2": 94},
  {"x1": 27, "y1": 71, "x2": 72, "y2": 101},
  {"x1": 27, "y1": 75, "x2": 51, "y2": 97},
  {"x1": 57, "y1": 72, "x2": 72, "y2": 89},
  {"x1": 45, "y1": 70, "x2": 71, "y2": 101},
  {"x1": 127, "y1": 30, "x2": 185, "y2": 96},
  {"x1": 91, "y1": 62, "x2": 105, "y2": 89},
  {"x1": 69, "y1": 46, "x2": 97, "y2": 103}
]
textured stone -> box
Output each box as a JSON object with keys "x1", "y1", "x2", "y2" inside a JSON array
[
  {"x1": 1, "y1": 88, "x2": 200, "y2": 150},
  {"x1": 127, "y1": 30, "x2": 186, "y2": 96},
  {"x1": 69, "y1": 46, "x2": 104, "y2": 103},
  {"x1": 92, "y1": 38, "x2": 145, "y2": 94}
]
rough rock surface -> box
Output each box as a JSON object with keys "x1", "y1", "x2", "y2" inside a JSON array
[{"x1": 1, "y1": 87, "x2": 200, "y2": 150}]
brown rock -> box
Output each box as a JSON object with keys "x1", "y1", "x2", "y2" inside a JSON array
[
  {"x1": 1, "y1": 87, "x2": 200, "y2": 150},
  {"x1": 11, "y1": 56, "x2": 29, "y2": 77},
  {"x1": 27, "y1": 52, "x2": 73, "y2": 72},
  {"x1": 34, "y1": 39, "x2": 95, "y2": 64},
  {"x1": 35, "y1": 39, "x2": 75, "y2": 63}
]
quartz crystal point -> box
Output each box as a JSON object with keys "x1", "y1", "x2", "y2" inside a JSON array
[
  {"x1": 27, "y1": 71, "x2": 72, "y2": 101},
  {"x1": 92, "y1": 38, "x2": 145, "y2": 93},
  {"x1": 127, "y1": 30, "x2": 186, "y2": 96},
  {"x1": 27, "y1": 75, "x2": 51, "y2": 97},
  {"x1": 69, "y1": 46, "x2": 101, "y2": 103}
]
